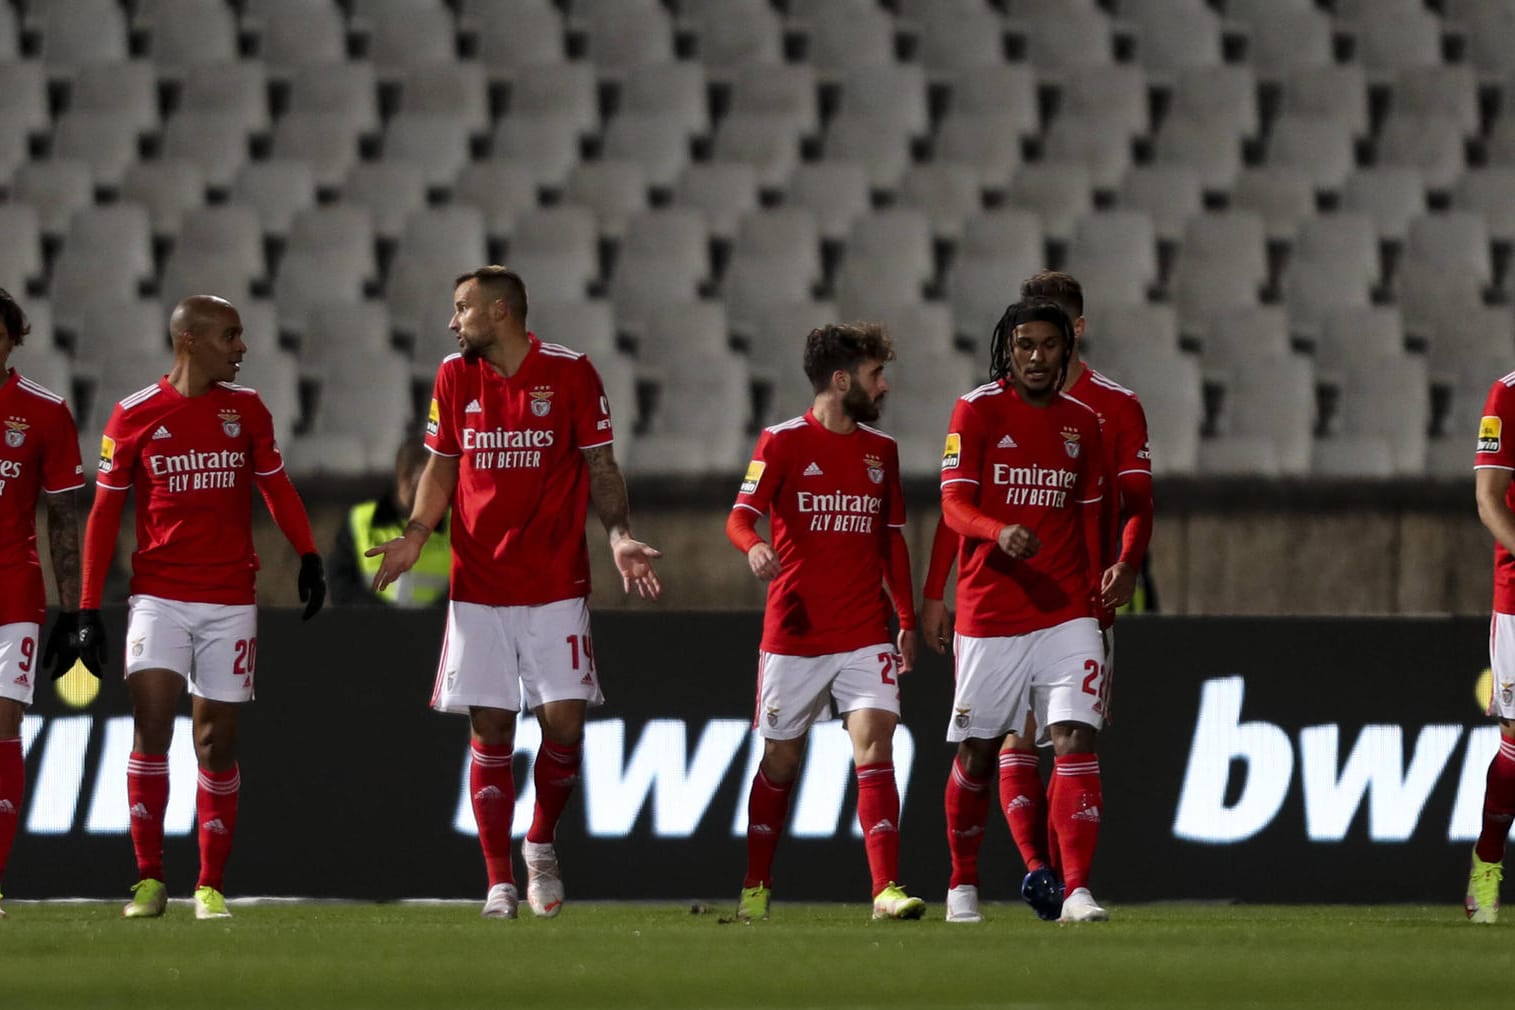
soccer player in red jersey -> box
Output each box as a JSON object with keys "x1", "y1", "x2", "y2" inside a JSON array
[
  {"x1": 725, "y1": 322, "x2": 924, "y2": 922},
  {"x1": 0, "y1": 289, "x2": 99, "y2": 919},
  {"x1": 937, "y1": 299, "x2": 1112, "y2": 924},
  {"x1": 925, "y1": 273, "x2": 1152, "y2": 921},
  {"x1": 366, "y1": 266, "x2": 661, "y2": 921},
  {"x1": 80, "y1": 296, "x2": 326, "y2": 921},
  {"x1": 1467, "y1": 369, "x2": 1515, "y2": 922}
]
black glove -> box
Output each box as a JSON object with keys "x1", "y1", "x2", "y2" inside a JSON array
[
  {"x1": 42, "y1": 611, "x2": 79, "y2": 680},
  {"x1": 72, "y1": 609, "x2": 107, "y2": 678},
  {"x1": 298, "y1": 552, "x2": 326, "y2": 621}
]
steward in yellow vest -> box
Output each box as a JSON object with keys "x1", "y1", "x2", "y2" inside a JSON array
[{"x1": 330, "y1": 437, "x2": 451, "y2": 606}]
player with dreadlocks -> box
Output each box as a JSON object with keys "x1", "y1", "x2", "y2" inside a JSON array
[{"x1": 936, "y1": 298, "x2": 1113, "y2": 924}]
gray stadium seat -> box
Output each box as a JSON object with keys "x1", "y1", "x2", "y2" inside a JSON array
[
  {"x1": 491, "y1": 115, "x2": 585, "y2": 191},
  {"x1": 1453, "y1": 168, "x2": 1515, "y2": 244},
  {"x1": 287, "y1": 63, "x2": 380, "y2": 136},
  {"x1": 674, "y1": 162, "x2": 760, "y2": 242},
  {"x1": 823, "y1": 114, "x2": 914, "y2": 191},
  {"x1": 564, "y1": 161, "x2": 650, "y2": 241},
  {"x1": 602, "y1": 114, "x2": 694, "y2": 190},
  {"x1": 179, "y1": 62, "x2": 272, "y2": 135},
  {"x1": 468, "y1": 0, "x2": 565, "y2": 81},
  {"x1": 897, "y1": 163, "x2": 985, "y2": 242},
  {"x1": 398, "y1": 63, "x2": 490, "y2": 135},
  {"x1": 383, "y1": 113, "x2": 473, "y2": 190},
  {"x1": 1339, "y1": 167, "x2": 1428, "y2": 244},
  {"x1": 1279, "y1": 64, "x2": 1370, "y2": 138},
  {"x1": 343, "y1": 163, "x2": 428, "y2": 242},
  {"x1": 231, "y1": 160, "x2": 318, "y2": 238},
  {"x1": 684, "y1": 0, "x2": 783, "y2": 80},
  {"x1": 11, "y1": 160, "x2": 94, "y2": 237},
  {"x1": 71, "y1": 62, "x2": 159, "y2": 134},
  {"x1": 140, "y1": 0, "x2": 239, "y2": 79},
  {"x1": 1006, "y1": 163, "x2": 1094, "y2": 244},
  {"x1": 785, "y1": 162, "x2": 871, "y2": 241},
  {"x1": 1118, "y1": 165, "x2": 1203, "y2": 244},
  {"x1": 120, "y1": 161, "x2": 208, "y2": 239},
  {"x1": 454, "y1": 161, "x2": 541, "y2": 242},
  {"x1": 160, "y1": 113, "x2": 253, "y2": 191}
]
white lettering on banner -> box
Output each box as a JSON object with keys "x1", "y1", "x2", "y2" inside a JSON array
[
  {"x1": 28, "y1": 716, "x2": 91, "y2": 833},
  {"x1": 85, "y1": 717, "x2": 198, "y2": 834},
  {"x1": 449, "y1": 718, "x2": 917, "y2": 840},
  {"x1": 1173, "y1": 675, "x2": 1485, "y2": 845}
]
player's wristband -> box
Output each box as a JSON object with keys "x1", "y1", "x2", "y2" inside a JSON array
[{"x1": 403, "y1": 520, "x2": 432, "y2": 539}]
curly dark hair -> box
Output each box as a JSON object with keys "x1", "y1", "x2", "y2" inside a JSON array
[
  {"x1": 802, "y1": 322, "x2": 894, "y2": 393},
  {"x1": 0, "y1": 288, "x2": 29, "y2": 347},
  {"x1": 987, "y1": 298, "x2": 1074, "y2": 386}
]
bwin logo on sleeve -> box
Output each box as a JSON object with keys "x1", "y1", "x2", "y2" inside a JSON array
[
  {"x1": 1480, "y1": 416, "x2": 1502, "y2": 454},
  {"x1": 426, "y1": 399, "x2": 440, "y2": 437},
  {"x1": 941, "y1": 433, "x2": 961, "y2": 470},
  {"x1": 739, "y1": 460, "x2": 765, "y2": 495}
]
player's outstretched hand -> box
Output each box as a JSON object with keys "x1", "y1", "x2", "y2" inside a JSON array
[
  {"x1": 42, "y1": 611, "x2": 79, "y2": 679},
  {"x1": 72, "y1": 609, "x2": 107, "y2": 678},
  {"x1": 920, "y1": 598, "x2": 953, "y2": 655},
  {"x1": 896, "y1": 629, "x2": 916, "y2": 674},
  {"x1": 996, "y1": 524, "x2": 1040, "y2": 560},
  {"x1": 1100, "y1": 560, "x2": 1136, "y2": 609},
  {"x1": 613, "y1": 536, "x2": 663, "y2": 599},
  {"x1": 747, "y1": 542, "x2": 780, "y2": 582},
  {"x1": 298, "y1": 552, "x2": 326, "y2": 620},
  {"x1": 365, "y1": 535, "x2": 422, "y2": 593}
]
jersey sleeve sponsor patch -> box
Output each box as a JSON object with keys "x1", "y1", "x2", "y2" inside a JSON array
[
  {"x1": 1481, "y1": 415, "x2": 1502, "y2": 454},
  {"x1": 98, "y1": 435, "x2": 116, "y2": 473},
  {"x1": 942, "y1": 433, "x2": 961, "y2": 470},
  {"x1": 426, "y1": 398, "x2": 440, "y2": 437},
  {"x1": 740, "y1": 460, "x2": 765, "y2": 495}
]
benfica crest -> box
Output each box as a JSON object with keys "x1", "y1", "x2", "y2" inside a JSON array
[
  {"x1": 864, "y1": 453, "x2": 884, "y2": 484},
  {"x1": 1061, "y1": 426, "x2": 1081, "y2": 459},
  {"x1": 219, "y1": 409, "x2": 242, "y2": 438},
  {"x1": 4, "y1": 417, "x2": 28, "y2": 448},
  {"x1": 529, "y1": 386, "x2": 554, "y2": 417}
]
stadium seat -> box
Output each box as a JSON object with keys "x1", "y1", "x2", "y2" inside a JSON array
[
  {"x1": 301, "y1": 301, "x2": 396, "y2": 376},
  {"x1": 823, "y1": 114, "x2": 913, "y2": 192},
  {"x1": 837, "y1": 64, "x2": 929, "y2": 139},
  {"x1": 621, "y1": 62, "x2": 710, "y2": 139},
  {"x1": 231, "y1": 160, "x2": 318, "y2": 238},
  {"x1": 1172, "y1": 65, "x2": 1260, "y2": 140},
  {"x1": 1391, "y1": 65, "x2": 1480, "y2": 137},
  {"x1": 898, "y1": 163, "x2": 985, "y2": 242},
  {"x1": 800, "y1": 0, "x2": 898, "y2": 79},
  {"x1": 609, "y1": 260, "x2": 705, "y2": 345},
  {"x1": 1152, "y1": 114, "x2": 1244, "y2": 194},
  {"x1": 1093, "y1": 349, "x2": 1202, "y2": 475},
  {"x1": 1068, "y1": 210, "x2": 1159, "y2": 292},
  {"x1": 914, "y1": 0, "x2": 1007, "y2": 78},
  {"x1": 1202, "y1": 351, "x2": 1316, "y2": 477},
  {"x1": 1123, "y1": 0, "x2": 1223, "y2": 85},
  {"x1": 177, "y1": 205, "x2": 266, "y2": 280},
  {"x1": 848, "y1": 209, "x2": 935, "y2": 288},
  {"x1": 250, "y1": 0, "x2": 349, "y2": 78},
  {"x1": 510, "y1": 206, "x2": 599, "y2": 290},
  {"x1": 960, "y1": 206, "x2": 1045, "y2": 265},
  {"x1": 76, "y1": 299, "x2": 168, "y2": 366},
  {"x1": 342, "y1": 163, "x2": 428, "y2": 242},
  {"x1": 1118, "y1": 165, "x2": 1203, "y2": 244},
  {"x1": 1017, "y1": 2, "x2": 1116, "y2": 85},
  {"x1": 1005, "y1": 163, "x2": 1094, "y2": 244},
  {"x1": 785, "y1": 162, "x2": 872, "y2": 242},
  {"x1": 307, "y1": 348, "x2": 415, "y2": 471},
  {"x1": 287, "y1": 205, "x2": 379, "y2": 288},
  {"x1": 1231, "y1": 166, "x2": 1318, "y2": 243},
  {"x1": 491, "y1": 115, "x2": 586, "y2": 191},
  {"x1": 564, "y1": 161, "x2": 649, "y2": 241},
  {"x1": 468, "y1": 0, "x2": 566, "y2": 81},
  {"x1": 1279, "y1": 64, "x2": 1370, "y2": 139},
  {"x1": 747, "y1": 301, "x2": 836, "y2": 424},
  {"x1": 722, "y1": 253, "x2": 820, "y2": 335},
  {"x1": 1242, "y1": 6, "x2": 1334, "y2": 83},
  {"x1": 673, "y1": 162, "x2": 759, "y2": 243},
  {"x1": 47, "y1": 250, "x2": 143, "y2": 336},
  {"x1": 1043, "y1": 113, "x2": 1134, "y2": 192},
  {"x1": 286, "y1": 63, "x2": 380, "y2": 137},
  {"x1": 397, "y1": 63, "x2": 490, "y2": 136},
  {"x1": 119, "y1": 161, "x2": 206, "y2": 240},
  {"x1": 948, "y1": 64, "x2": 1039, "y2": 135},
  {"x1": 71, "y1": 62, "x2": 160, "y2": 134},
  {"x1": 873, "y1": 301, "x2": 956, "y2": 357},
  {"x1": 833, "y1": 254, "x2": 928, "y2": 320},
  {"x1": 0, "y1": 6, "x2": 16, "y2": 61},
  {"x1": 1375, "y1": 114, "x2": 1468, "y2": 193},
  {"x1": 948, "y1": 256, "x2": 1035, "y2": 353},
  {"x1": 684, "y1": 0, "x2": 783, "y2": 80},
  {"x1": 1176, "y1": 211, "x2": 1269, "y2": 291},
  {"x1": 1339, "y1": 167, "x2": 1428, "y2": 244},
  {"x1": 454, "y1": 161, "x2": 542, "y2": 242},
  {"x1": 1267, "y1": 115, "x2": 1358, "y2": 194},
  {"x1": 1169, "y1": 257, "x2": 1262, "y2": 341},
  {"x1": 1282, "y1": 257, "x2": 1373, "y2": 342},
  {"x1": 65, "y1": 205, "x2": 154, "y2": 288},
  {"x1": 620, "y1": 208, "x2": 710, "y2": 292},
  {"x1": 581, "y1": 0, "x2": 674, "y2": 78},
  {"x1": 881, "y1": 349, "x2": 976, "y2": 478},
  {"x1": 1060, "y1": 64, "x2": 1149, "y2": 140},
  {"x1": 1330, "y1": 354, "x2": 1430, "y2": 475},
  {"x1": 397, "y1": 207, "x2": 490, "y2": 283},
  {"x1": 364, "y1": 0, "x2": 459, "y2": 78},
  {"x1": 1345, "y1": 0, "x2": 1443, "y2": 83},
  {"x1": 713, "y1": 114, "x2": 805, "y2": 190},
  {"x1": 632, "y1": 351, "x2": 751, "y2": 475},
  {"x1": 382, "y1": 113, "x2": 473, "y2": 190},
  {"x1": 1293, "y1": 212, "x2": 1382, "y2": 291},
  {"x1": 274, "y1": 250, "x2": 368, "y2": 335},
  {"x1": 727, "y1": 64, "x2": 819, "y2": 138},
  {"x1": 178, "y1": 62, "x2": 271, "y2": 136},
  {"x1": 1201, "y1": 305, "x2": 1292, "y2": 369},
  {"x1": 10, "y1": 160, "x2": 94, "y2": 237},
  {"x1": 50, "y1": 112, "x2": 142, "y2": 189},
  {"x1": 160, "y1": 113, "x2": 254, "y2": 191},
  {"x1": 0, "y1": 204, "x2": 43, "y2": 296},
  {"x1": 139, "y1": 0, "x2": 239, "y2": 79},
  {"x1": 933, "y1": 113, "x2": 1026, "y2": 188},
  {"x1": 1405, "y1": 212, "x2": 1493, "y2": 290},
  {"x1": 529, "y1": 299, "x2": 618, "y2": 361},
  {"x1": 602, "y1": 114, "x2": 693, "y2": 190},
  {"x1": 38, "y1": 0, "x2": 129, "y2": 80},
  {"x1": 1396, "y1": 255, "x2": 1485, "y2": 343},
  {"x1": 1452, "y1": 0, "x2": 1515, "y2": 81},
  {"x1": 1453, "y1": 168, "x2": 1515, "y2": 244},
  {"x1": 1082, "y1": 300, "x2": 1180, "y2": 359},
  {"x1": 0, "y1": 62, "x2": 49, "y2": 138},
  {"x1": 231, "y1": 338, "x2": 301, "y2": 439},
  {"x1": 271, "y1": 113, "x2": 363, "y2": 190}
]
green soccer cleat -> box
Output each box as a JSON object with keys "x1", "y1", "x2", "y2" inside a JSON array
[
  {"x1": 0, "y1": 888, "x2": 7, "y2": 919},
  {"x1": 123, "y1": 878, "x2": 168, "y2": 919},
  {"x1": 736, "y1": 884, "x2": 770, "y2": 922},
  {"x1": 872, "y1": 882, "x2": 926, "y2": 921},
  {"x1": 1467, "y1": 849, "x2": 1503, "y2": 924},
  {"x1": 193, "y1": 885, "x2": 232, "y2": 920}
]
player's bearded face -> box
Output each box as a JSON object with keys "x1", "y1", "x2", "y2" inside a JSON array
[
  {"x1": 1010, "y1": 321, "x2": 1066, "y2": 403},
  {"x1": 842, "y1": 362, "x2": 886, "y2": 423},
  {"x1": 450, "y1": 283, "x2": 494, "y2": 362}
]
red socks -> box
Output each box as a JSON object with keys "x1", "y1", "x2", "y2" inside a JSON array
[
  {"x1": 1050, "y1": 753, "x2": 1102, "y2": 893},
  {"x1": 0, "y1": 737, "x2": 20, "y2": 883},
  {"x1": 1477, "y1": 736, "x2": 1515, "y2": 864},
  {"x1": 856, "y1": 762, "x2": 900, "y2": 896},
  {"x1": 743, "y1": 769, "x2": 792, "y2": 888},
  {"x1": 998, "y1": 749, "x2": 1049, "y2": 873},
  {"x1": 195, "y1": 765, "x2": 240, "y2": 892},
  {"x1": 944, "y1": 756, "x2": 991, "y2": 889},
  {"x1": 470, "y1": 742, "x2": 516, "y2": 887},
  {"x1": 127, "y1": 752, "x2": 170, "y2": 882},
  {"x1": 527, "y1": 739, "x2": 582, "y2": 845}
]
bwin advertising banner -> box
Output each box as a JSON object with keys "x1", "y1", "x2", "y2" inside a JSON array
[{"x1": 6, "y1": 611, "x2": 1498, "y2": 903}]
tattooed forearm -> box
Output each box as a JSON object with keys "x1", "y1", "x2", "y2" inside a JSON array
[
  {"x1": 44, "y1": 489, "x2": 81, "y2": 610},
  {"x1": 583, "y1": 445, "x2": 630, "y2": 542}
]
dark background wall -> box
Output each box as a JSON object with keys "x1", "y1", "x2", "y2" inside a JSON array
[{"x1": 9, "y1": 609, "x2": 1497, "y2": 903}]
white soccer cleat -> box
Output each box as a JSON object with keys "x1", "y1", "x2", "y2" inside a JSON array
[
  {"x1": 1058, "y1": 886, "x2": 1109, "y2": 923},
  {"x1": 481, "y1": 882, "x2": 519, "y2": 919},
  {"x1": 945, "y1": 884, "x2": 983, "y2": 923},
  {"x1": 523, "y1": 840, "x2": 564, "y2": 918}
]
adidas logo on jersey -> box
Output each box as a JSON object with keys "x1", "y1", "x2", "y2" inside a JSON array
[
  {"x1": 152, "y1": 426, "x2": 172, "y2": 440},
  {"x1": 12, "y1": 673, "x2": 27, "y2": 687},
  {"x1": 998, "y1": 435, "x2": 1017, "y2": 449},
  {"x1": 803, "y1": 462, "x2": 823, "y2": 476},
  {"x1": 465, "y1": 399, "x2": 483, "y2": 413},
  {"x1": 202, "y1": 818, "x2": 228, "y2": 835}
]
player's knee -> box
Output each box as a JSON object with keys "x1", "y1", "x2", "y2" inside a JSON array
[
  {"x1": 761, "y1": 738, "x2": 805, "y2": 783},
  {"x1": 956, "y1": 739, "x2": 997, "y2": 778},
  {"x1": 1049, "y1": 721, "x2": 1098, "y2": 755}
]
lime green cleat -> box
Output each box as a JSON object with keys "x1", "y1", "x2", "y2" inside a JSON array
[
  {"x1": 193, "y1": 885, "x2": 232, "y2": 920},
  {"x1": 736, "y1": 884, "x2": 770, "y2": 922},
  {"x1": 0, "y1": 888, "x2": 7, "y2": 919},
  {"x1": 123, "y1": 878, "x2": 167, "y2": 918},
  {"x1": 872, "y1": 882, "x2": 927, "y2": 920},
  {"x1": 1467, "y1": 849, "x2": 1503, "y2": 924}
]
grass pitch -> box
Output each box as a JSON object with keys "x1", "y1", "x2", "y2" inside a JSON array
[{"x1": 3, "y1": 900, "x2": 1512, "y2": 1009}]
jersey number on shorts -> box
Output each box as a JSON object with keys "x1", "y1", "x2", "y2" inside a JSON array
[
  {"x1": 18, "y1": 637, "x2": 33, "y2": 672},
  {"x1": 566, "y1": 634, "x2": 596, "y2": 672},
  {"x1": 1081, "y1": 658, "x2": 1109, "y2": 716},
  {"x1": 875, "y1": 651, "x2": 899, "y2": 685},
  {"x1": 233, "y1": 638, "x2": 258, "y2": 676}
]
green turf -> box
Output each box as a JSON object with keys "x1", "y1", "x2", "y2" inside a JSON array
[{"x1": 3, "y1": 900, "x2": 1514, "y2": 1009}]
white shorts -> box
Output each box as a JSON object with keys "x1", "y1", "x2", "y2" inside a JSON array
[
  {"x1": 431, "y1": 597, "x2": 605, "y2": 715},
  {"x1": 1489, "y1": 612, "x2": 1515, "y2": 719},
  {"x1": 755, "y1": 643, "x2": 902, "y2": 740},
  {"x1": 0, "y1": 622, "x2": 41, "y2": 705},
  {"x1": 948, "y1": 617, "x2": 1105, "y2": 743},
  {"x1": 124, "y1": 595, "x2": 259, "y2": 704},
  {"x1": 1030, "y1": 623, "x2": 1115, "y2": 747}
]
